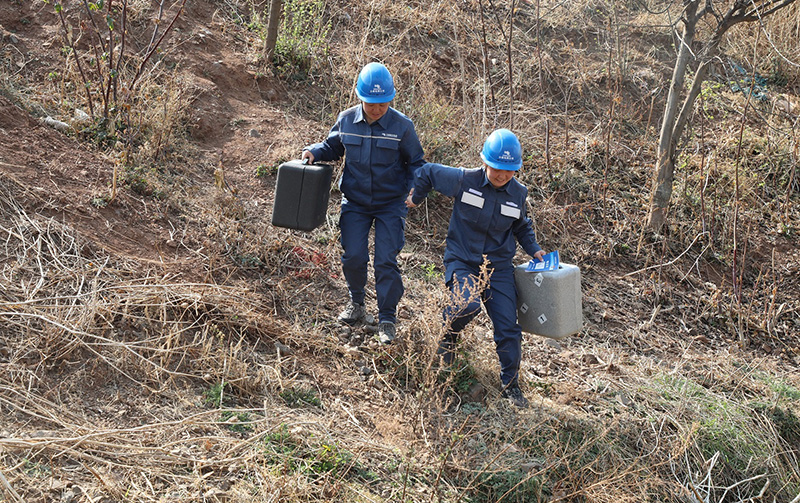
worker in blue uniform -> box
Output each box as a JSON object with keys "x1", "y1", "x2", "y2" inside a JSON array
[
  {"x1": 302, "y1": 62, "x2": 425, "y2": 344},
  {"x1": 405, "y1": 129, "x2": 545, "y2": 408}
]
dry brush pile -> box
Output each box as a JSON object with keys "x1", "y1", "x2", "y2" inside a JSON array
[
  {"x1": 1, "y1": 0, "x2": 800, "y2": 502},
  {"x1": 1, "y1": 163, "x2": 798, "y2": 502}
]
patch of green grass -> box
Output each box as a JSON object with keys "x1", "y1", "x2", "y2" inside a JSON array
[
  {"x1": 280, "y1": 387, "x2": 321, "y2": 408},
  {"x1": 469, "y1": 469, "x2": 549, "y2": 503},
  {"x1": 121, "y1": 165, "x2": 151, "y2": 196},
  {"x1": 219, "y1": 410, "x2": 254, "y2": 433},
  {"x1": 652, "y1": 375, "x2": 773, "y2": 473},
  {"x1": 308, "y1": 441, "x2": 351, "y2": 476},
  {"x1": 451, "y1": 361, "x2": 479, "y2": 396},
  {"x1": 263, "y1": 423, "x2": 375, "y2": 481},
  {"x1": 460, "y1": 402, "x2": 485, "y2": 415},
  {"x1": 22, "y1": 458, "x2": 51, "y2": 478},
  {"x1": 78, "y1": 116, "x2": 122, "y2": 148},
  {"x1": 255, "y1": 163, "x2": 275, "y2": 178},
  {"x1": 422, "y1": 262, "x2": 441, "y2": 282},
  {"x1": 655, "y1": 375, "x2": 705, "y2": 401},
  {"x1": 236, "y1": 254, "x2": 264, "y2": 268},
  {"x1": 528, "y1": 381, "x2": 554, "y2": 397},
  {"x1": 203, "y1": 382, "x2": 231, "y2": 408},
  {"x1": 265, "y1": 424, "x2": 295, "y2": 451},
  {"x1": 273, "y1": 0, "x2": 330, "y2": 80},
  {"x1": 263, "y1": 424, "x2": 305, "y2": 473},
  {"x1": 762, "y1": 375, "x2": 800, "y2": 402},
  {"x1": 204, "y1": 382, "x2": 254, "y2": 432},
  {"x1": 90, "y1": 195, "x2": 109, "y2": 208},
  {"x1": 751, "y1": 402, "x2": 800, "y2": 446}
]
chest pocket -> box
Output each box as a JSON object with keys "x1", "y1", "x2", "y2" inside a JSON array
[
  {"x1": 374, "y1": 138, "x2": 400, "y2": 166},
  {"x1": 375, "y1": 138, "x2": 400, "y2": 151},
  {"x1": 488, "y1": 202, "x2": 519, "y2": 235},
  {"x1": 500, "y1": 204, "x2": 521, "y2": 219},
  {"x1": 458, "y1": 191, "x2": 484, "y2": 223},
  {"x1": 342, "y1": 134, "x2": 362, "y2": 152}
]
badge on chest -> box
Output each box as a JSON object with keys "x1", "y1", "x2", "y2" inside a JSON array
[
  {"x1": 500, "y1": 203, "x2": 521, "y2": 218},
  {"x1": 460, "y1": 190, "x2": 485, "y2": 208},
  {"x1": 460, "y1": 190, "x2": 522, "y2": 219}
]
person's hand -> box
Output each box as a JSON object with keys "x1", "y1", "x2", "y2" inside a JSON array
[
  {"x1": 301, "y1": 150, "x2": 314, "y2": 163},
  {"x1": 533, "y1": 250, "x2": 546, "y2": 261},
  {"x1": 405, "y1": 188, "x2": 417, "y2": 208}
]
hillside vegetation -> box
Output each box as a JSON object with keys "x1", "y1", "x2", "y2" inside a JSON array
[{"x1": 0, "y1": 0, "x2": 799, "y2": 501}]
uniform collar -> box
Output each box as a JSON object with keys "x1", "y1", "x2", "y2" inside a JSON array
[
  {"x1": 355, "y1": 105, "x2": 392, "y2": 128},
  {"x1": 481, "y1": 167, "x2": 510, "y2": 191},
  {"x1": 354, "y1": 105, "x2": 367, "y2": 123}
]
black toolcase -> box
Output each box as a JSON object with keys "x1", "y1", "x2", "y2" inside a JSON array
[{"x1": 271, "y1": 160, "x2": 333, "y2": 231}]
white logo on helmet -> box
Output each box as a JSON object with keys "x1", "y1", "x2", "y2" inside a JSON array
[
  {"x1": 497, "y1": 150, "x2": 516, "y2": 162},
  {"x1": 371, "y1": 84, "x2": 385, "y2": 95}
]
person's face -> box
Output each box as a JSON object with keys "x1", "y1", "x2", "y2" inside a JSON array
[
  {"x1": 362, "y1": 101, "x2": 390, "y2": 123},
  {"x1": 485, "y1": 165, "x2": 516, "y2": 188}
]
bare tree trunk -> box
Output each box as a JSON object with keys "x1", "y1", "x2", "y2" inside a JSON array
[
  {"x1": 264, "y1": 0, "x2": 282, "y2": 62},
  {"x1": 646, "y1": 0, "x2": 798, "y2": 232},
  {"x1": 647, "y1": 0, "x2": 699, "y2": 231}
]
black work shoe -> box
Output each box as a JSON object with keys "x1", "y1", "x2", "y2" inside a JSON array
[
  {"x1": 378, "y1": 322, "x2": 396, "y2": 344},
  {"x1": 501, "y1": 384, "x2": 529, "y2": 408},
  {"x1": 338, "y1": 302, "x2": 366, "y2": 325},
  {"x1": 436, "y1": 338, "x2": 456, "y2": 365}
]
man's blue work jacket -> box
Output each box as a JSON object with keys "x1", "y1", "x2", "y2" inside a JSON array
[
  {"x1": 411, "y1": 163, "x2": 542, "y2": 283},
  {"x1": 305, "y1": 105, "x2": 425, "y2": 208}
]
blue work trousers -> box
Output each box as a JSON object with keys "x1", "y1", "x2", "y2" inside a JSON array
[
  {"x1": 339, "y1": 201, "x2": 406, "y2": 324},
  {"x1": 444, "y1": 264, "x2": 522, "y2": 386}
]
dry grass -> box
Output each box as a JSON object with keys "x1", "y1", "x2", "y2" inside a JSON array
[
  {"x1": 1, "y1": 0, "x2": 800, "y2": 501},
  {"x1": 1, "y1": 169, "x2": 799, "y2": 501}
]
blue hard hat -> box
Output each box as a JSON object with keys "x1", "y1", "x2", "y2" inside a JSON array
[
  {"x1": 480, "y1": 128, "x2": 523, "y2": 171},
  {"x1": 356, "y1": 62, "x2": 396, "y2": 103}
]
